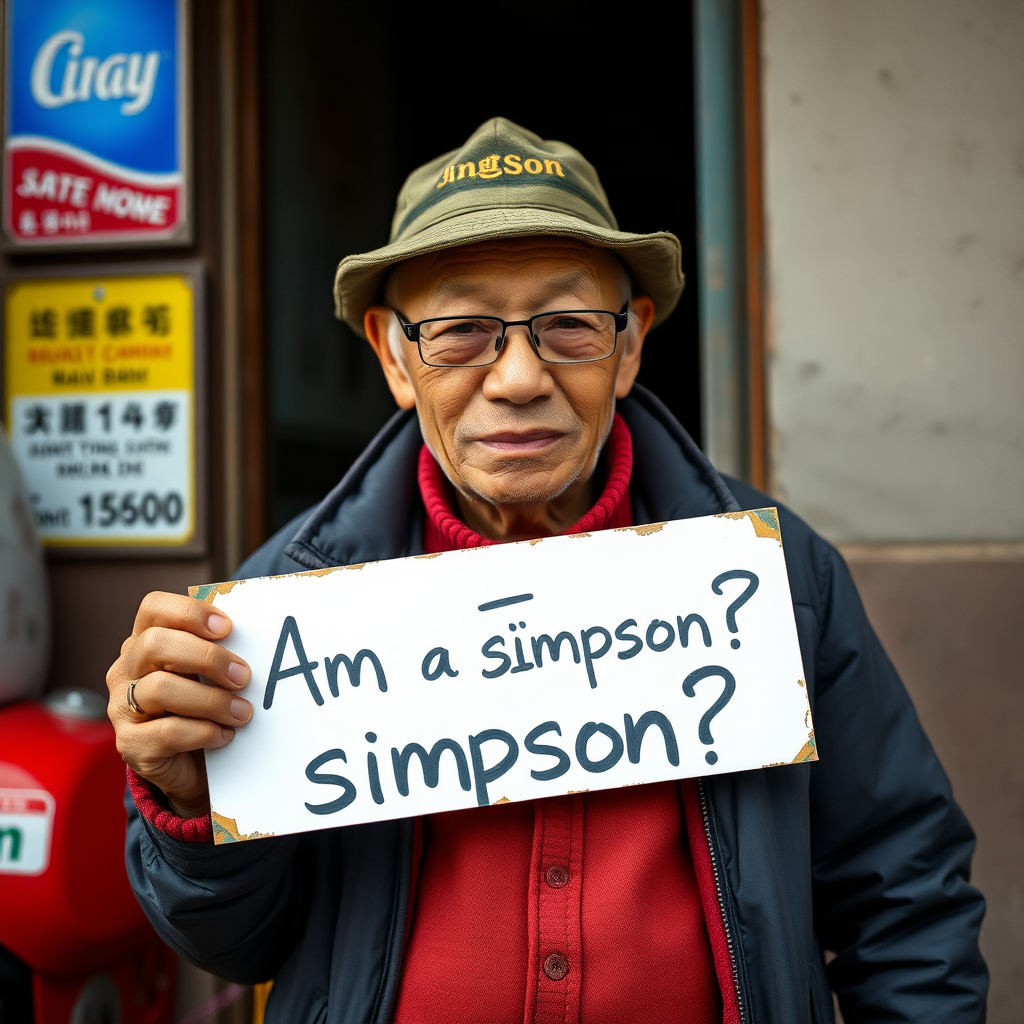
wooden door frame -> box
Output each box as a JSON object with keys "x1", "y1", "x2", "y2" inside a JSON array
[
  {"x1": 694, "y1": 0, "x2": 768, "y2": 489},
  {"x1": 220, "y1": 0, "x2": 266, "y2": 568},
  {"x1": 742, "y1": 0, "x2": 767, "y2": 491}
]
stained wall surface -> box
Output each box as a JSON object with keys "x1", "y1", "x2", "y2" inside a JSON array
[
  {"x1": 761, "y1": 0, "x2": 1024, "y2": 542},
  {"x1": 760, "y1": 4, "x2": 1023, "y2": 1021},
  {"x1": 847, "y1": 553, "x2": 1023, "y2": 1024}
]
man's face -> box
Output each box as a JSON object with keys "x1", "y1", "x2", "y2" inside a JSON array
[{"x1": 364, "y1": 237, "x2": 653, "y2": 511}]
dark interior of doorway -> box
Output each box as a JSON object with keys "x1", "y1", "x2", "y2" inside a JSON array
[{"x1": 260, "y1": 0, "x2": 701, "y2": 532}]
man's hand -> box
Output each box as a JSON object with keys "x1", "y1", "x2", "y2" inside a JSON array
[{"x1": 106, "y1": 592, "x2": 253, "y2": 819}]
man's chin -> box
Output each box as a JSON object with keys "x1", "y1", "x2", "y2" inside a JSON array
[{"x1": 460, "y1": 466, "x2": 578, "y2": 509}]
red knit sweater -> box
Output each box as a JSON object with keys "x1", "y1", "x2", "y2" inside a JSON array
[{"x1": 128, "y1": 413, "x2": 740, "y2": 1024}]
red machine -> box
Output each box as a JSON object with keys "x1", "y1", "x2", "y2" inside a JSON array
[{"x1": 0, "y1": 691, "x2": 175, "y2": 1024}]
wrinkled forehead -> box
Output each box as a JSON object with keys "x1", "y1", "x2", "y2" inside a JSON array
[{"x1": 385, "y1": 236, "x2": 629, "y2": 314}]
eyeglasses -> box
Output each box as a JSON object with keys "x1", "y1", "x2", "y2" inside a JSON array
[{"x1": 391, "y1": 304, "x2": 630, "y2": 367}]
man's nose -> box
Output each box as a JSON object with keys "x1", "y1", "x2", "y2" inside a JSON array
[{"x1": 481, "y1": 325, "x2": 554, "y2": 404}]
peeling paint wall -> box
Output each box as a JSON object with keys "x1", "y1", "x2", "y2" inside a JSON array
[{"x1": 761, "y1": 0, "x2": 1024, "y2": 542}]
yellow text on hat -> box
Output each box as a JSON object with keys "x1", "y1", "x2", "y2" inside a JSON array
[{"x1": 436, "y1": 154, "x2": 566, "y2": 189}]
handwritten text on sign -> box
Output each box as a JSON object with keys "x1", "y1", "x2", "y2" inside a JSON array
[{"x1": 195, "y1": 509, "x2": 815, "y2": 844}]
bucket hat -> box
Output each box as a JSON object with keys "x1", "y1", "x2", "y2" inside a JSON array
[{"x1": 333, "y1": 117, "x2": 684, "y2": 337}]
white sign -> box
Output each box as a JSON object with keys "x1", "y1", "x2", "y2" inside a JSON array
[
  {"x1": 10, "y1": 390, "x2": 191, "y2": 542},
  {"x1": 198, "y1": 509, "x2": 815, "y2": 844},
  {"x1": 0, "y1": 789, "x2": 55, "y2": 874}
]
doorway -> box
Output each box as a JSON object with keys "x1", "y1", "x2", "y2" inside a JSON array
[{"x1": 259, "y1": 1, "x2": 701, "y2": 531}]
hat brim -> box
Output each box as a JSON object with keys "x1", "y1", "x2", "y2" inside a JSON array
[{"x1": 334, "y1": 207, "x2": 685, "y2": 339}]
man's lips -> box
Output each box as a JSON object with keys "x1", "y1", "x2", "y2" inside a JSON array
[{"x1": 475, "y1": 430, "x2": 565, "y2": 452}]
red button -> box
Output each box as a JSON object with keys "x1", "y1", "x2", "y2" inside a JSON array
[
  {"x1": 543, "y1": 953, "x2": 569, "y2": 981},
  {"x1": 545, "y1": 865, "x2": 569, "y2": 888}
]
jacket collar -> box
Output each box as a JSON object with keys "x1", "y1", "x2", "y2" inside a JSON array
[{"x1": 284, "y1": 383, "x2": 740, "y2": 571}]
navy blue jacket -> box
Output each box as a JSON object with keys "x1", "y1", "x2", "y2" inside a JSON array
[{"x1": 125, "y1": 386, "x2": 987, "y2": 1024}]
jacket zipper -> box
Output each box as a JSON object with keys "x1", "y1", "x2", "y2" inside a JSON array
[{"x1": 698, "y1": 778, "x2": 749, "y2": 1024}]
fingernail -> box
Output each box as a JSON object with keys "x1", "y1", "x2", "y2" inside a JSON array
[
  {"x1": 208, "y1": 613, "x2": 230, "y2": 636},
  {"x1": 221, "y1": 727, "x2": 235, "y2": 742},
  {"x1": 230, "y1": 698, "x2": 251, "y2": 723},
  {"x1": 226, "y1": 661, "x2": 250, "y2": 686}
]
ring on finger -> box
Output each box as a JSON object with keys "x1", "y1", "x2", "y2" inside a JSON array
[{"x1": 126, "y1": 680, "x2": 147, "y2": 715}]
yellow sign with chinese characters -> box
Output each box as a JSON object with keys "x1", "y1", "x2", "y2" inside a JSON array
[{"x1": 3, "y1": 273, "x2": 197, "y2": 548}]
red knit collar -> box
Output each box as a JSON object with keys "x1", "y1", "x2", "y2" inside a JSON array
[{"x1": 419, "y1": 412, "x2": 633, "y2": 553}]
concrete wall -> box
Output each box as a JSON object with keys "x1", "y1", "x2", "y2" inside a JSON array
[
  {"x1": 760, "y1": 3, "x2": 1023, "y2": 1021},
  {"x1": 762, "y1": 0, "x2": 1024, "y2": 543}
]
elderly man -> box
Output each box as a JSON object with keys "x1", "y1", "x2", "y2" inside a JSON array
[{"x1": 109, "y1": 119, "x2": 986, "y2": 1024}]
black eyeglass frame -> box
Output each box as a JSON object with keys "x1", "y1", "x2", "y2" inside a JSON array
[{"x1": 390, "y1": 303, "x2": 630, "y2": 367}]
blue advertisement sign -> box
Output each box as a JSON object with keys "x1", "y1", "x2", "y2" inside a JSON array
[{"x1": 3, "y1": 0, "x2": 189, "y2": 247}]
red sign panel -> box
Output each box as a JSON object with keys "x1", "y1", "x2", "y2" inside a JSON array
[{"x1": 6, "y1": 142, "x2": 181, "y2": 244}]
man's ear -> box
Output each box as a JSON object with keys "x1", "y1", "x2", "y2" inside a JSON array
[
  {"x1": 614, "y1": 295, "x2": 655, "y2": 399},
  {"x1": 365, "y1": 305, "x2": 417, "y2": 410}
]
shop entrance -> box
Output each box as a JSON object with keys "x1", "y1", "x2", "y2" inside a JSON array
[{"x1": 259, "y1": 1, "x2": 701, "y2": 530}]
